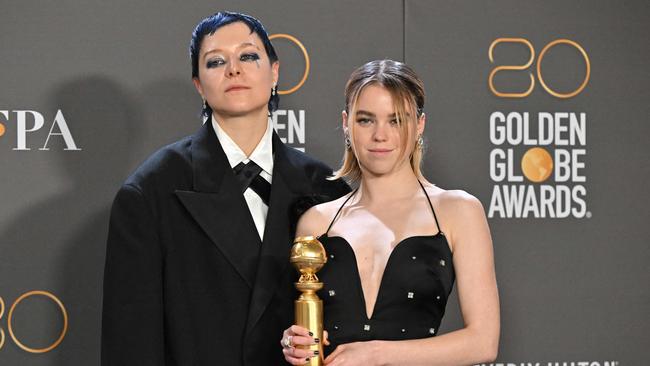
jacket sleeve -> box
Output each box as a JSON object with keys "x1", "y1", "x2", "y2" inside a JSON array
[
  {"x1": 101, "y1": 183, "x2": 165, "y2": 366},
  {"x1": 324, "y1": 175, "x2": 352, "y2": 200},
  {"x1": 290, "y1": 162, "x2": 352, "y2": 228},
  {"x1": 317, "y1": 164, "x2": 352, "y2": 201}
]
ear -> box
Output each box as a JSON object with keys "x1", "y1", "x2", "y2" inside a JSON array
[
  {"x1": 271, "y1": 61, "x2": 280, "y2": 86},
  {"x1": 342, "y1": 110, "x2": 349, "y2": 132},
  {"x1": 417, "y1": 112, "x2": 426, "y2": 136},
  {"x1": 192, "y1": 77, "x2": 204, "y2": 99}
]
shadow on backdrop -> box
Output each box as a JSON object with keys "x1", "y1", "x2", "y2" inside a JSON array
[
  {"x1": 48, "y1": 76, "x2": 196, "y2": 365},
  {"x1": 0, "y1": 76, "x2": 140, "y2": 365}
]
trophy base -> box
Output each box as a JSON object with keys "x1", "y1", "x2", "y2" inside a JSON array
[{"x1": 295, "y1": 282, "x2": 324, "y2": 366}]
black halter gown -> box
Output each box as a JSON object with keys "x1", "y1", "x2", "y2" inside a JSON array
[{"x1": 316, "y1": 181, "x2": 455, "y2": 355}]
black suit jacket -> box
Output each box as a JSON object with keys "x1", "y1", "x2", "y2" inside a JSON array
[{"x1": 102, "y1": 121, "x2": 349, "y2": 366}]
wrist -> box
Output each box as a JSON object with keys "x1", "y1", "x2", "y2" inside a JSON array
[{"x1": 370, "y1": 340, "x2": 389, "y2": 366}]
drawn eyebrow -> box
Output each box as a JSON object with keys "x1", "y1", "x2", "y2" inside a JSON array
[{"x1": 202, "y1": 42, "x2": 261, "y2": 60}]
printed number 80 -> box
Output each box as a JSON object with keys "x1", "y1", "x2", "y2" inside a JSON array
[{"x1": 488, "y1": 38, "x2": 591, "y2": 98}]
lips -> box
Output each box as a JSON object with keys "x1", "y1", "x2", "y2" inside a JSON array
[
  {"x1": 368, "y1": 148, "x2": 394, "y2": 155},
  {"x1": 225, "y1": 85, "x2": 250, "y2": 92}
]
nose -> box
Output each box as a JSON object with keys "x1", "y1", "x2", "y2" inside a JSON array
[
  {"x1": 372, "y1": 122, "x2": 389, "y2": 142},
  {"x1": 226, "y1": 58, "x2": 242, "y2": 78}
]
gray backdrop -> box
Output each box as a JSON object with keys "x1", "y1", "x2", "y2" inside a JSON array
[{"x1": 0, "y1": 1, "x2": 648, "y2": 365}]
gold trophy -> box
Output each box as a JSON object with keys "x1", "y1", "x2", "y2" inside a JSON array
[{"x1": 290, "y1": 236, "x2": 327, "y2": 365}]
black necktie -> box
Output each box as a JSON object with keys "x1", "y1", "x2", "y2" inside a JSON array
[{"x1": 233, "y1": 161, "x2": 271, "y2": 206}]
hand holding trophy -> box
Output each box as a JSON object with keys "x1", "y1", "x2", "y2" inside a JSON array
[{"x1": 289, "y1": 236, "x2": 327, "y2": 366}]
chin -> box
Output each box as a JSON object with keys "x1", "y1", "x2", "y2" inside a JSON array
[
  {"x1": 216, "y1": 104, "x2": 268, "y2": 118},
  {"x1": 360, "y1": 164, "x2": 396, "y2": 177},
  {"x1": 361, "y1": 158, "x2": 412, "y2": 177}
]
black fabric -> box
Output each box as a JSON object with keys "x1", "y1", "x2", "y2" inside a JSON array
[
  {"x1": 317, "y1": 184, "x2": 455, "y2": 355},
  {"x1": 101, "y1": 119, "x2": 351, "y2": 366},
  {"x1": 289, "y1": 193, "x2": 336, "y2": 233},
  {"x1": 233, "y1": 161, "x2": 271, "y2": 205}
]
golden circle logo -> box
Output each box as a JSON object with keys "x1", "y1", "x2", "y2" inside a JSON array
[
  {"x1": 521, "y1": 147, "x2": 553, "y2": 183},
  {"x1": 0, "y1": 290, "x2": 68, "y2": 353},
  {"x1": 269, "y1": 33, "x2": 310, "y2": 95},
  {"x1": 537, "y1": 39, "x2": 591, "y2": 99}
]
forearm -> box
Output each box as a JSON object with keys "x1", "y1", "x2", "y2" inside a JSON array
[{"x1": 372, "y1": 326, "x2": 498, "y2": 366}]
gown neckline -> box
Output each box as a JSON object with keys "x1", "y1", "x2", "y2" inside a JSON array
[{"x1": 318, "y1": 232, "x2": 452, "y2": 320}]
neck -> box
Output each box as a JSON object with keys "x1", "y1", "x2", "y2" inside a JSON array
[
  {"x1": 213, "y1": 108, "x2": 269, "y2": 156},
  {"x1": 356, "y1": 163, "x2": 421, "y2": 205}
]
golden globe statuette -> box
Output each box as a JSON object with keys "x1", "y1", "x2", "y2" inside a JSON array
[{"x1": 290, "y1": 236, "x2": 327, "y2": 366}]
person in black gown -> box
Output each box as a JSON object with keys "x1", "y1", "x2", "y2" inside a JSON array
[{"x1": 281, "y1": 60, "x2": 500, "y2": 365}]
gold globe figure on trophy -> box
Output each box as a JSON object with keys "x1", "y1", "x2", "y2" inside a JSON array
[{"x1": 290, "y1": 236, "x2": 327, "y2": 365}]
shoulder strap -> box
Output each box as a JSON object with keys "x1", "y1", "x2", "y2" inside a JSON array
[
  {"x1": 418, "y1": 180, "x2": 442, "y2": 234},
  {"x1": 324, "y1": 188, "x2": 358, "y2": 234}
]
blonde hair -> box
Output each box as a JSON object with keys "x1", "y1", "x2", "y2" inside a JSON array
[{"x1": 332, "y1": 59, "x2": 426, "y2": 184}]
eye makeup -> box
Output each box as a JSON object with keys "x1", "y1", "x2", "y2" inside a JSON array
[
  {"x1": 204, "y1": 53, "x2": 261, "y2": 69},
  {"x1": 241, "y1": 52, "x2": 261, "y2": 68},
  {"x1": 206, "y1": 58, "x2": 225, "y2": 68},
  {"x1": 240, "y1": 53, "x2": 260, "y2": 62}
]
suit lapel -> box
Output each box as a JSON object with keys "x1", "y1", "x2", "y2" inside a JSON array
[
  {"x1": 175, "y1": 121, "x2": 260, "y2": 288},
  {"x1": 245, "y1": 133, "x2": 312, "y2": 334}
]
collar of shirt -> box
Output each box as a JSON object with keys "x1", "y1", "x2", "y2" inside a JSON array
[{"x1": 211, "y1": 116, "x2": 274, "y2": 179}]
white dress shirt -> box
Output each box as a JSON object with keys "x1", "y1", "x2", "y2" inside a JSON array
[{"x1": 212, "y1": 117, "x2": 273, "y2": 241}]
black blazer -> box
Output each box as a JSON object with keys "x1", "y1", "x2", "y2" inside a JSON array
[{"x1": 102, "y1": 121, "x2": 349, "y2": 366}]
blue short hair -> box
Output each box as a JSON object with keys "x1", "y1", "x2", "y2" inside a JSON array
[{"x1": 190, "y1": 11, "x2": 280, "y2": 116}]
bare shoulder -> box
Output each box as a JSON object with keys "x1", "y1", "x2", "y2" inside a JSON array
[
  {"x1": 422, "y1": 184, "x2": 489, "y2": 252},
  {"x1": 423, "y1": 184, "x2": 484, "y2": 216},
  {"x1": 295, "y1": 194, "x2": 352, "y2": 238}
]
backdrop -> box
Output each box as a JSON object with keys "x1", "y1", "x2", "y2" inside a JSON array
[{"x1": 1, "y1": 1, "x2": 648, "y2": 365}]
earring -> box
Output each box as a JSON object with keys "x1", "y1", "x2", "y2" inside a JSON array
[
  {"x1": 271, "y1": 83, "x2": 277, "y2": 96},
  {"x1": 417, "y1": 134, "x2": 424, "y2": 148},
  {"x1": 202, "y1": 99, "x2": 207, "y2": 110},
  {"x1": 344, "y1": 132, "x2": 351, "y2": 150}
]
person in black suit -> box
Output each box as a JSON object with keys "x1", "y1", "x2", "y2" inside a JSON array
[{"x1": 101, "y1": 11, "x2": 349, "y2": 366}]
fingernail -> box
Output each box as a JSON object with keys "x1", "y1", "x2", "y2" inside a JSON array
[
  {"x1": 314, "y1": 338, "x2": 320, "y2": 344},
  {"x1": 309, "y1": 331, "x2": 314, "y2": 336}
]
